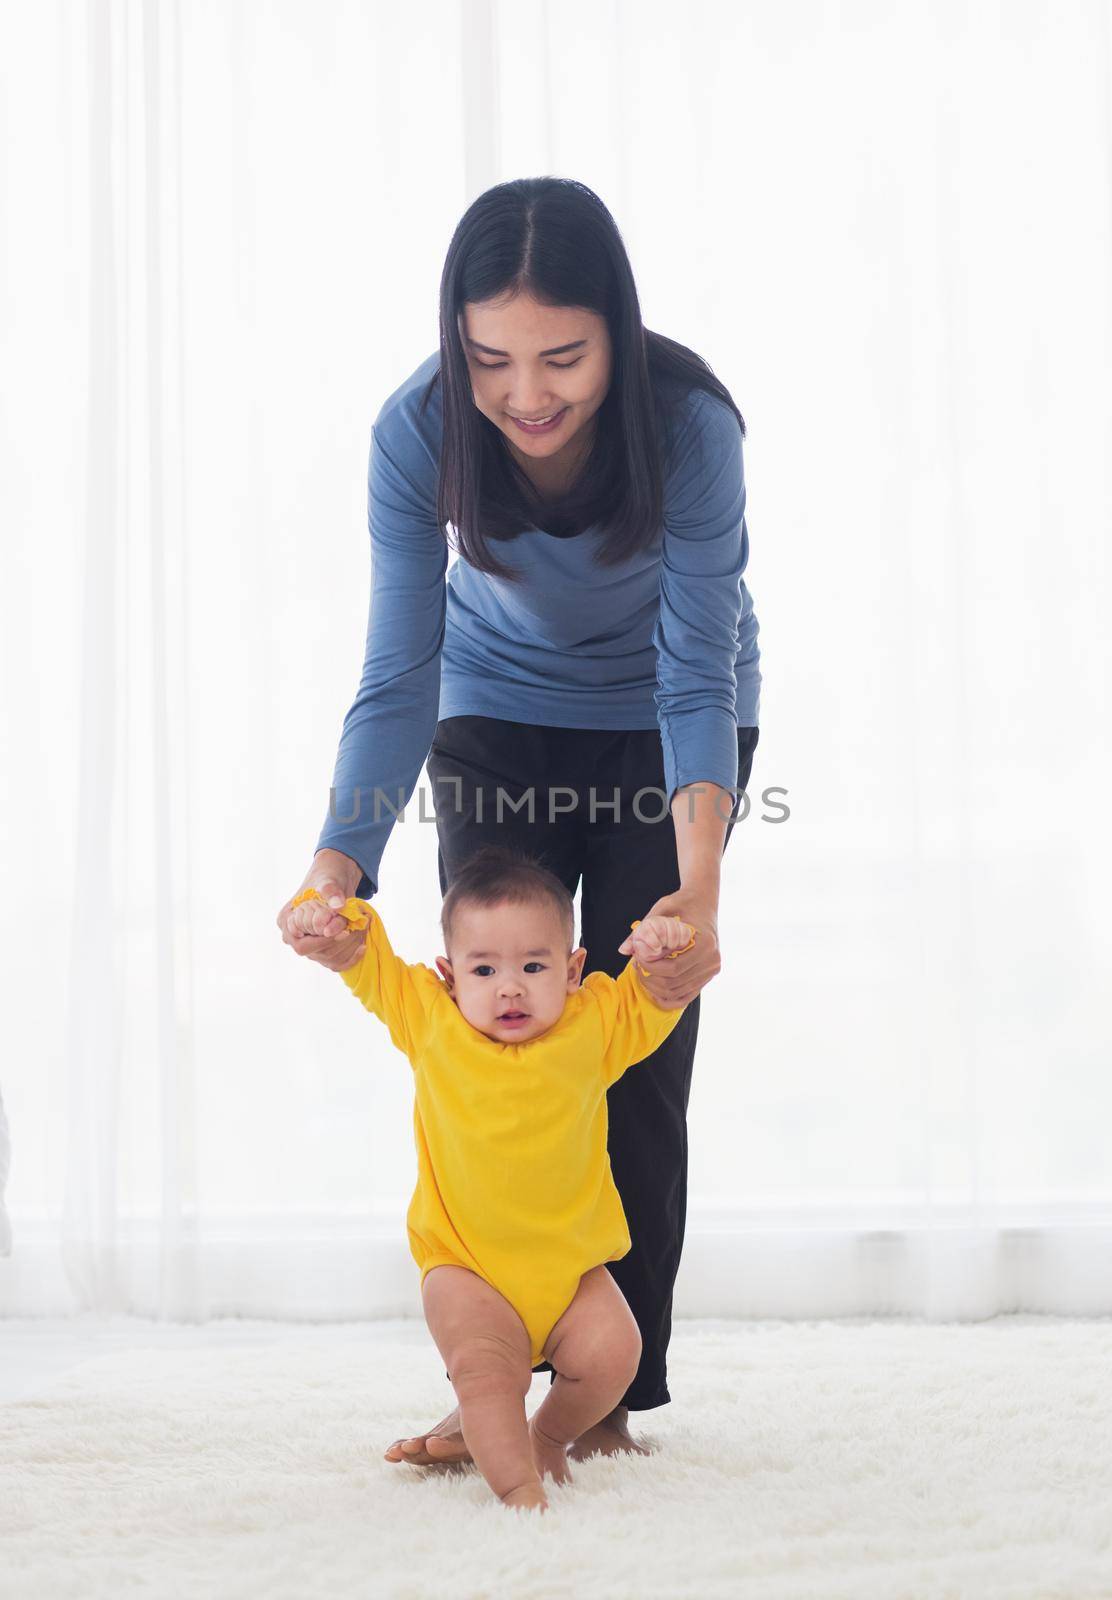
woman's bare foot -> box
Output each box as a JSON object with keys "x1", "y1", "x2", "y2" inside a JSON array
[
  {"x1": 384, "y1": 1401, "x2": 653, "y2": 1469},
  {"x1": 500, "y1": 1480, "x2": 549, "y2": 1513},
  {"x1": 383, "y1": 1405, "x2": 472, "y2": 1467},
  {"x1": 527, "y1": 1415, "x2": 574, "y2": 1485},
  {"x1": 567, "y1": 1404, "x2": 653, "y2": 1463}
]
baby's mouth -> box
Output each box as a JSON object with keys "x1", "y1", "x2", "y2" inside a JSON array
[{"x1": 499, "y1": 1011, "x2": 528, "y2": 1021}]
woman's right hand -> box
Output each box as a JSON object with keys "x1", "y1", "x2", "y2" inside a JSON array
[{"x1": 277, "y1": 849, "x2": 368, "y2": 972}]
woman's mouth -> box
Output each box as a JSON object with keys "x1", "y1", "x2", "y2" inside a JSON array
[{"x1": 508, "y1": 409, "x2": 567, "y2": 435}]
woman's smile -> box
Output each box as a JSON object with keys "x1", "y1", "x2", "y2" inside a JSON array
[{"x1": 508, "y1": 408, "x2": 568, "y2": 435}]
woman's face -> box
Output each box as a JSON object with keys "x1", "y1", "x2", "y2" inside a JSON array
[{"x1": 460, "y1": 293, "x2": 612, "y2": 480}]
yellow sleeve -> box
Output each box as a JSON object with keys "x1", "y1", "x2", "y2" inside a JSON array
[
  {"x1": 336, "y1": 899, "x2": 437, "y2": 1061},
  {"x1": 588, "y1": 961, "x2": 688, "y2": 1089}
]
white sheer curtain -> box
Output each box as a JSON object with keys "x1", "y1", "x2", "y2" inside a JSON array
[{"x1": 2, "y1": 0, "x2": 1110, "y2": 1322}]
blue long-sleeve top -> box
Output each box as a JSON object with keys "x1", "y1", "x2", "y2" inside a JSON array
[{"x1": 317, "y1": 351, "x2": 762, "y2": 899}]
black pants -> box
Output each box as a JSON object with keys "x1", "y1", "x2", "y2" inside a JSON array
[{"x1": 425, "y1": 716, "x2": 760, "y2": 1412}]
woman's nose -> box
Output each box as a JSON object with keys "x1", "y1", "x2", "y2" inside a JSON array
[{"x1": 508, "y1": 390, "x2": 555, "y2": 412}]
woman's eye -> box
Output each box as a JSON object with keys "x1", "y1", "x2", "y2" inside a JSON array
[{"x1": 475, "y1": 359, "x2": 581, "y2": 370}]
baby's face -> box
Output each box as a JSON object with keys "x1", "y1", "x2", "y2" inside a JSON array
[{"x1": 435, "y1": 899, "x2": 587, "y2": 1044}]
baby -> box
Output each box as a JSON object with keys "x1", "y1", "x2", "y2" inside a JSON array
[{"x1": 288, "y1": 842, "x2": 696, "y2": 1514}]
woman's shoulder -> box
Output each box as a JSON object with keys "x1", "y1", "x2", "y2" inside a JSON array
[
  {"x1": 659, "y1": 381, "x2": 743, "y2": 485},
  {"x1": 372, "y1": 350, "x2": 444, "y2": 473}
]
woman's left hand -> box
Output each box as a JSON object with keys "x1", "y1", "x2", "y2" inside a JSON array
[{"x1": 617, "y1": 888, "x2": 721, "y2": 1008}]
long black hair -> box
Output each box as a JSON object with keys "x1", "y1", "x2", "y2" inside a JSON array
[{"x1": 417, "y1": 176, "x2": 747, "y2": 581}]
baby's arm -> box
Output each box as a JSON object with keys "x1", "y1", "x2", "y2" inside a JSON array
[
  {"x1": 292, "y1": 889, "x2": 433, "y2": 1058},
  {"x1": 590, "y1": 916, "x2": 696, "y2": 1089}
]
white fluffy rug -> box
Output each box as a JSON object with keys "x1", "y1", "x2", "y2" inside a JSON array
[{"x1": 2, "y1": 1315, "x2": 1111, "y2": 1599}]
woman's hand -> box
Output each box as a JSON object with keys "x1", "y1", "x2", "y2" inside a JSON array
[
  {"x1": 618, "y1": 888, "x2": 722, "y2": 1008},
  {"x1": 277, "y1": 849, "x2": 367, "y2": 972}
]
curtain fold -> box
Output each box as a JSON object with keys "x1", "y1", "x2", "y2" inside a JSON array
[
  {"x1": 1, "y1": 0, "x2": 1110, "y2": 1322},
  {"x1": 53, "y1": 0, "x2": 200, "y2": 1316}
]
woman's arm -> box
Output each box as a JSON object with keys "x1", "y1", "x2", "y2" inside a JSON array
[
  {"x1": 280, "y1": 398, "x2": 447, "y2": 967},
  {"x1": 628, "y1": 785, "x2": 729, "y2": 1009},
  {"x1": 672, "y1": 778, "x2": 732, "y2": 901},
  {"x1": 651, "y1": 387, "x2": 760, "y2": 817},
  {"x1": 634, "y1": 390, "x2": 762, "y2": 1004},
  {"x1": 316, "y1": 407, "x2": 449, "y2": 899}
]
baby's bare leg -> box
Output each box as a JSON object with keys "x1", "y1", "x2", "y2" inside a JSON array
[
  {"x1": 530, "y1": 1265, "x2": 643, "y2": 1463},
  {"x1": 420, "y1": 1265, "x2": 544, "y2": 1510}
]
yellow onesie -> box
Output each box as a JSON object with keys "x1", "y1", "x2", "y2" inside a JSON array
[{"x1": 319, "y1": 895, "x2": 687, "y2": 1367}]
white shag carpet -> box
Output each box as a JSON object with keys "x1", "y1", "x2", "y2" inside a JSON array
[{"x1": 2, "y1": 1315, "x2": 1111, "y2": 1600}]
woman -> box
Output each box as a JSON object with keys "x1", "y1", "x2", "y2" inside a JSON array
[{"x1": 277, "y1": 176, "x2": 761, "y2": 1467}]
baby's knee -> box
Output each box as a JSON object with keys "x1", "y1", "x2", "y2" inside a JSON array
[
  {"x1": 563, "y1": 1318, "x2": 641, "y2": 1392},
  {"x1": 448, "y1": 1332, "x2": 533, "y2": 1403},
  {"x1": 600, "y1": 1321, "x2": 642, "y2": 1391}
]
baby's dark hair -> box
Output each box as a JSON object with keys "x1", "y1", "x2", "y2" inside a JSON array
[{"x1": 440, "y1": 842, "x2": 577, "y2": 956}]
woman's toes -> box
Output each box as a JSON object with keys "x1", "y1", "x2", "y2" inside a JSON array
[
  {"x1": 383, "y1": 1428, "x2": 473, "y2": 1467},
  {"x1": 388, "y1": 1434, "x2": 472, "y2": 1465},
  {"x1": 382, "y1": 1436, "x2": 429, "y2": 1462},
  {"x1": 425, "y1": 1432, "x2": 471, "y2": 1460}
]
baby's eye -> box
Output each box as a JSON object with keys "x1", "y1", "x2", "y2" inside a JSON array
[{"x1": 471, "y1": 963, "x2": 546, "y2": 976}]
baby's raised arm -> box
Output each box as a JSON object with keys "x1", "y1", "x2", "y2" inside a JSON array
[
  {"x1": 289, "y1": 889, "x2": 433, "y2": 1059},
  {"x1": 593, "y1": 916, "x2": 695, "y2": 1087}
]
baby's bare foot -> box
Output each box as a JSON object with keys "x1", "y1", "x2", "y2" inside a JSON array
[
  {"x1": 528, "y1": 1415, "x2": 574, "y2": 1486},
  {"x1": 501, "y1": 1479, "x2": 549, "y2": 1513},
  {"x1": 383, "y1": 1405, "x2": 473, "y2": 1467}
]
